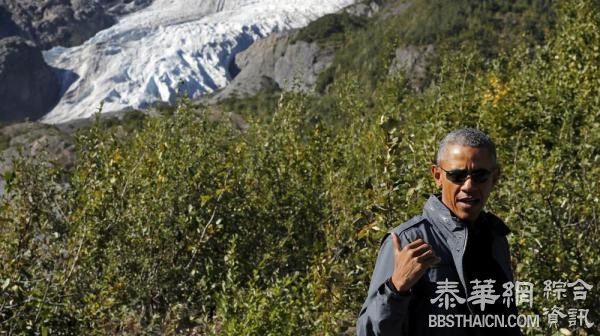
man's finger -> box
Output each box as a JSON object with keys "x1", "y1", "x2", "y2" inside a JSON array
[
  {"x1": 417, "y1": 250, "x2": 439, "y2": 263},
  {"x1": 407, "y1": 242, "x2": 432, "y2": 257},
  {"x1": 415, "y1": 249, "x2": 435, "y2": 261},
  {"x1": 393, "y1": 235, "x2": 428, "y2": 253},
  {"x1": 404, "y1": 239, "x2": 426, "y2": 250}
]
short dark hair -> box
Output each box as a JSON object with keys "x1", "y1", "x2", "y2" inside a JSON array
[{"x1": 436, "y1": 128, "x2": 497, "y2": 165}]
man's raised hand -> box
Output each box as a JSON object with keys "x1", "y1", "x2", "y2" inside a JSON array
[{"x1": 390, "y1": 235, "x2": 441, "y2": 292}]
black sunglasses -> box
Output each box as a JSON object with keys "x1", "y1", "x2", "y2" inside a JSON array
[{"x1": 437, "y1": 166, "x2": 493, "y2": 184}]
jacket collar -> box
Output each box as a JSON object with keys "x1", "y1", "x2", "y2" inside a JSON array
[{"x1": 423, "y1": 195, "x2": 510, "y2": 236}]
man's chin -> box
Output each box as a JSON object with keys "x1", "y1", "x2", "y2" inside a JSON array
[{"x1": 455, "y1": 206, "x2": 482, "y2": 223}]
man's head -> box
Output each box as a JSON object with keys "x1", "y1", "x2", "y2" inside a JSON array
[{"x1": 431, "y1": 128, "x2": 499, "y2": 223}]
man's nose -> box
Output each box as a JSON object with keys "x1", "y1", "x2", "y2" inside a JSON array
[{"x1": 460, "y1": 176, "x2": 476, "y2": 191}]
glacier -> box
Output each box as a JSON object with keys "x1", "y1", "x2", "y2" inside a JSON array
[{"x1": 41, "y1": 0, "x2": 355, "y2": 123}]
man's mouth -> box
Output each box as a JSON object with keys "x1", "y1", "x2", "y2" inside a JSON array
[{"x1": 458, "y1": 197, "x2": 480, "y2": 206}]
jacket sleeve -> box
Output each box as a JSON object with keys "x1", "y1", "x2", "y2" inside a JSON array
[{"x1": 356, "y1": 232, "x2": 414, "y2": 336}]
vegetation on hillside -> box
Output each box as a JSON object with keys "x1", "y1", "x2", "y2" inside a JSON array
[
  {"x1": 1, "y1": 0, "x2": 598, "y2": 335},
  {"x1": 309, "y1": 0, "x2": 555, "y2": 94}
]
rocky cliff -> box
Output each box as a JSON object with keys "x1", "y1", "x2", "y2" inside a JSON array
[
  {"x1": 0, "y1": 0, "x2": 152, "y2": 49},
  {"x1": 212, "y1": 32, "x2": 336, "y2": 100},
  {"x1": 0, "y1": 37, "x2": 60, "y2": 122}
]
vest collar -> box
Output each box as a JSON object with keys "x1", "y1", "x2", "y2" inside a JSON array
[{"x1": 423, "y1": 194, "x2": 510, "y2": 236}]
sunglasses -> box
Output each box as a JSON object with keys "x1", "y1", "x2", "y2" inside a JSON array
[{"x1": 437, "y1": 166, "x2": 493, "y2": 184}]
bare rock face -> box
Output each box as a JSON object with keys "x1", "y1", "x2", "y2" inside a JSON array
[
  {"x1": 344, "y1": 0, "x2": 380, "y2": 17},
  {"x1": 212, "y1": 31, "x2": 336, "y2": 100},
  {"x1": 217, "y1": 33, "x2": 291, "y2": 99},
  {"x1": 388, "y1": 44, "x2": 436, "y2": 91},
  {"x1": 0, "y1": 37, "x2": 60, "y2": 122},
  {"x1": 274, "y1": 40, "x2": 335, "y2": 92},
  {"x1": 0, "y1": 0, "x2": 152, "y2": 49},
  {"x1": 0, "y1": 5, "x2": 20, "y2": 39}
]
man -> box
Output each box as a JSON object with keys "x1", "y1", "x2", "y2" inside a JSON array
[{"x1": 357, "y1": 128, "x2": 520, "y2": 336}]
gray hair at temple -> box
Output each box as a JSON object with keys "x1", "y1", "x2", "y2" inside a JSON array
[{"x1": 436, "y1": 128, "x2": 497, "y2": 166}]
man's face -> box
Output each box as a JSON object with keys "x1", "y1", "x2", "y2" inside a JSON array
[{"x1": 431, "y1": 145, "x2": 499, "y2": 223}]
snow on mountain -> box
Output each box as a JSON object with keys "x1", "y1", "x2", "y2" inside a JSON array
[{"x1": 41, "y1": 0, "x2": 355, "y2": 123}]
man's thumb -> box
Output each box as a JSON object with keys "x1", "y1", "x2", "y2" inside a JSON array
[{"x1": 391, "y1": 232, "x2": 402, "y2": 251}]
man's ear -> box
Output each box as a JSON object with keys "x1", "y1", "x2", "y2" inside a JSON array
[{"x1": 431, "y1": 165, "x2": 443, "y2": 188}]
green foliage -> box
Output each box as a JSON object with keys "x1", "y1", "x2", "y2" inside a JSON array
[
  {"x1": 0, "y1": 158, "x2": 73, "y2": 334},
  {"x1": 0, "y1": 132, "x2": 10, "y2": 151},
  {"x1": 213, "y1": 272, "x2": 318, "y2": 335},
  {"x1": 1, "y1": 0, "x2": 599, "y2": 335},
  {"x1": 398, "y1": 0, "x2": 554, "y2": 48},
  {"x1": 315, "y1": 0, "x2": 555, "y2": 93},
  {"x1": 217, "y1": 90, "x2": 281, "y2": 119},
  {"x1": 292, "y1": 12, "x2": 367, "y2": 46}
]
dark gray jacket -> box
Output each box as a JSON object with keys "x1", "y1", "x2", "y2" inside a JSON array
[{"x1": 356, "y1": 195, "x2": 517, "y2": 336}]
